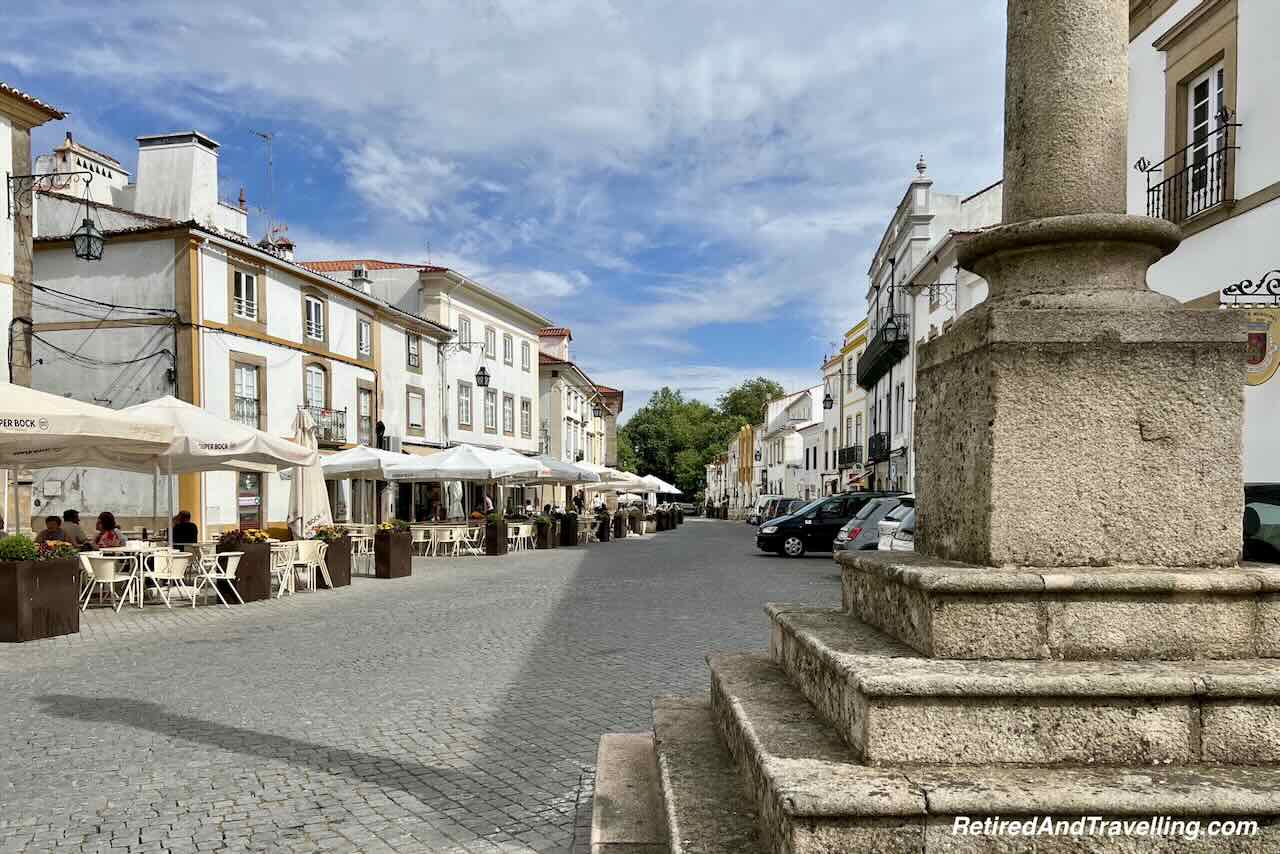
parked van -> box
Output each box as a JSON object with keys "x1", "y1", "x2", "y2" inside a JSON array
[{"x1": 746, "y1": 495, "x2": 784, "y2": 525}]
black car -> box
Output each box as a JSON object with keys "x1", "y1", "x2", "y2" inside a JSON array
[{"x1": 757, "y1": 491, "x2": 903, "y2": 557}]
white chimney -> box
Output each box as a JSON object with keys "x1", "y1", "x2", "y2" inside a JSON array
[
  {"x1": 351, "y1": 265, "x2": 372, "y2": 294},
  {"x1": 133, "y1": 132, "x2": 220, "y2": 227}
]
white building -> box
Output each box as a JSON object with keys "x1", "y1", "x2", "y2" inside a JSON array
[
  {"x1": 536, "y1": 327, "x2": 612, "y2": 467},
  {"x1": 30, "y1": 130, "x2": 455, "y2": 532},
  {"x1": 797, "y1": 423, "x2": 822, "y2": 501},
  {"x1": 761, "y1": 386, "x2": 822, "y2": 497},
  {"x1": 859, "y1": 160, "x2": 1001, "y2": 493},
  {"x1": 302, "y1": 260, "x2": 548, "y2": 458},
  {"x1": 1129, "y1": 0, "x2": 1280, "y2": 483}
]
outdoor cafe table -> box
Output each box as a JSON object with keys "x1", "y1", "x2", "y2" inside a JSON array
[{"x1": 96, "y1": 545, "x2": 171, "y2": 607}]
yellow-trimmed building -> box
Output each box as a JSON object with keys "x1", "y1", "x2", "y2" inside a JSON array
[{"x1": 820, "y1": 318, "x2": 869, "y2": 494}]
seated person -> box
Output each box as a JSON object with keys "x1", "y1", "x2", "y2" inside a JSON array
[
  {"x1": 34, "y1": 515, "x2": 69, "y2": 545},
  {"x1": 171, "y1": 510, "x2": 199, "y2": 545},
  {"x1": 94, "y1": 512, "x2": 128, "y2": 548},
  {"x1": 61, "y1": 509, "x2": 90, "y2": 547}
]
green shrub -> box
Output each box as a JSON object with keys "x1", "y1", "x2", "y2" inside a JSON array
[
  {"x1": 39, "y1": 541, "x2": 80, "y2": 561},
  {"x1": 0, "y1": 534, "x2": 40, "y2": 562}
]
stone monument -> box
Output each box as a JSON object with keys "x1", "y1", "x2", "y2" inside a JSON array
[{"x1": 592, "y1": 2, "x2": 1279, "y2": 852}]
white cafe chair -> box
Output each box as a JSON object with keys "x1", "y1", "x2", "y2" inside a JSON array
[
  {"x1": 143, "y1": 551, "x2": 195, "y2": 609},
  {"x1": 80, "y1": 553, "x2": 140, "y2": 613},
  {"x1": 191, "y1": 550, "x2": 244, "y2": 607}
]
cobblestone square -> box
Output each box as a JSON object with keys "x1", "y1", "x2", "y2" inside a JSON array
[{"x1": 0, "y1": 521, "x2": 837, "y2": 853}]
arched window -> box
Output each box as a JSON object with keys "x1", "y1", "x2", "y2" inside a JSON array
[{"x1": 304, "y1": 364, "x2": 327, "y2": 408}]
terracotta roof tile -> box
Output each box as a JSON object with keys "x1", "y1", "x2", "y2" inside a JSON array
[
  {"x1": 298, "y1": 259, "x2": 449, "y2": 274},
  {"x1": 539, "y1": 327, "x2": 572, "y2": 338},
  {"x1": 0, "y1": 82, "x2": 65, "y2": 120}
]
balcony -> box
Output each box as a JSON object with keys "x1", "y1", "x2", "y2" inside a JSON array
[
  {"x1": 233, "y1": 396, "x2": 259, "y2": 428},
  {"x1": 867, "y1": 432, "x2": 891, "y2": 463},
  {"x1": 301, "y1": 406, "x2": 346, "y2": 446},
  {"x1": 836, "y1": 445, "x2": 863, "y2": 468},
  {"x1": 856, "y1": 312, "x2": 910, "y2": 389},
  {"x1": 1138, "y1": 120, "x2": 1239, "y2": 226}
]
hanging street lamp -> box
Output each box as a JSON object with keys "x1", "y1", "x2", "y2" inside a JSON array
[{"x1": 475, "y1": 366, "x2": 490, "y2": 388}]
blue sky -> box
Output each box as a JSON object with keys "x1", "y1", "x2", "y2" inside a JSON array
[{"x1": 8, "y1": 0, "x2": 1008, "y2": 419}]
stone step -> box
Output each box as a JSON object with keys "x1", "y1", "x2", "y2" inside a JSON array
[
  {"x1": 767, "y1": 603, "x2": 1280, "y2": 765},
  {"x1": 591, "y1": 733, "x2": 668, "y2": 854},
  {"x1": 652, "y1": 696, "x2": 763, "y2": 854},
  {"x1": 838, "y1": 551, "x2": 1280, "y2": 660},
  {"x1": 708, "y1": 652, "x2": 1280, "y2": 854}
]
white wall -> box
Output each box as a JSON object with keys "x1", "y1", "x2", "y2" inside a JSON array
[
  {"x1": 379, "y1": 320, "x2": 444, "y2": 448},
  {"x1": 1, "y1": 114, "x2": 12, "y2": 280}
]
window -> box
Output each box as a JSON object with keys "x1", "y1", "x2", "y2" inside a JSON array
[
  {"x1": 304, "y1": 364, "x2": 326, "y2": 408},
  {"x1": 407, "y1": 389, "x2": 425, "y2": 433},
  {"x1": 846, "y1": 358, "x2": 854, "y2": 390},
  {"x1": 357, "y1": 387, "x2": 373, "y2": 445},
  {"x1": 521, "y1": 341, "x2": 531, "y2": 372},
  {"x1": 357, "y1": 318, "x2": 372, "y2": 357},
  {"x1": 855, "y1": 414, "x2": 863, "y2": 445},
  {"x1": 406, "y1": 333, "x2": 421, "y2": 369},
  {"x1": 458, "y1": 381, "x2": 473, "y2": 428},
  {"x1": 521, "y1": 399, "x2": 532, "y2": 438},
  {"x1": 458, "y1": 316, "x2": 472, "y2": 351},
  {"x1": 502, "y1": 394, "x2": 515, "y2": 434},
  {"x1": 894, "y1": 383, "x2": 905, "y2": 435},
  {"x1": 234, "y1": 270, "x2": 258, "y2": 320},
  {"x1": 484, "y1": 326, "x2": 496, "y2": 359},
  {"x1": 484, "y1": 389, "x2": 498, "y2": 432},
  {"x1": 503, "y1": 334, "x2": 514, "y2": 366},
  {"x1": 304, "y1": 295, "x2": 325, "y2": 340},
  {"x1": 1187, "y1": 62, "x2": 1226, "y2": 209},
  {"x1": 233, "y1": 363, "x2": 259, "y2": 427}
]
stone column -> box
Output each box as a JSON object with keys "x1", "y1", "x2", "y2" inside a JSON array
[{"x1": 914, "y1": 0, "x2": 1247, "y2": 567}]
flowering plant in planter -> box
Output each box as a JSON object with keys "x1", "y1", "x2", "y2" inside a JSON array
[
  {"x1": 217, "y1": 528, "x2": 271, "y2": 547},
  {"x1": 378, "y1": 519, "x2": 410, "y2": 533},
  {"x1": 38, "y1": 541, "x2": 80, "y2": 561},
  {"x1": 485, "y1": 512, "x2": 505, "y2": 525},
  {"x1": 311, "y1": 525, "x2": 343, "y2": 542}
]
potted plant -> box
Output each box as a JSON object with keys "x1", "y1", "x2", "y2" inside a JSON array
[
  {"x1": 312, "y1": 525, "x2": 350, "y2": 589},
  {"x1": 484, "y1": 512, "x2": 509, "y2": 556},
  {"x1": 559, "y1": 511, "x2": 579, "y2": 547},
  {"x1": 0, "y1": 534, "x2": 82, "y2": 643},
  {"x1": 596, "y1": 508, "x2": 612, "y2": 542},
  {"x1": 375, "y1": 519, "x2": 412, "y2": 578},
  {"x1": 216, "y1": 528, "x2": 273, "y2": 602},
  {"x1": 534, "y1": 515, "x2": 556, "y2": 550}
]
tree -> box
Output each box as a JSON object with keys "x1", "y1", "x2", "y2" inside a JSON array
[
  {"x1": 717, "y1": 377, "x2": 786, "y2": 426},
  {"x1": 616, "y1": 431, "x2": 639, "y2": 473}
]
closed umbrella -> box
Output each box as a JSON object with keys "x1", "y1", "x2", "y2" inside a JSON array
[{"x1": 287, "y1": 409, "x2": 332, "y2": 541}]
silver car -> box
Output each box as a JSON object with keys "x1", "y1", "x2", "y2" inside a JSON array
[
  {"x1": 877, "y1": 495, "x2": 916, "y2": 550},
  {"x1": 833, "y1": 497, "x2": 902, "y2": 553},
  {"x1": 887, "y1": 507, "x2": 916, "y2": 551}
]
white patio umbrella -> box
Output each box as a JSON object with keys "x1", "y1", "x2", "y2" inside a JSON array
[
  {"x1": 382, "y1": 444, "x2": 541, "y2": 482},
  {"x1": 287, "y1": 409, "x2": 332, "y2": 541},
  {"x1": 0, "y1": 382, "x2": 175, "y2": 469},
  {"x1": 0, "y1": 382, "x2": 176, "y2": 534},
  {"x1": 640, "y1": 475, "x2": 683, "y2": 495},
  {"x1": 319, "y1": 445, "x2": 411, "y2": 480},
  {"x1": 120, "y1": 396, "x2": 317, "y2": 472}
]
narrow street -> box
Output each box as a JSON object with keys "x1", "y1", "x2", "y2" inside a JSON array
[{"x1": 0, "y1": 520, "x2": 837, "y2": 854}]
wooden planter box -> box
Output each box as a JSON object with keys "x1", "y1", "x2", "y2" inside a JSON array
[
  {"x1": 535, "y1": 520, "x2": 556, "y2": 550},
  {"x1": 318, "y1": 535, "x2": 351, "y2": 588},
  {"x1": 484, "y1": 519, "x2": 509, "y2": 556},
  {"x1": 0, "y1": 558, "x2": 80, "y2": 643},
  {"x1": 219, "y1": 541, "x2": 272, "y2": 603},
  {"x1": 559, "y1": 514, "x2": 580, "y2": 547},
  {"x1": 628, "y1": 512, "x2": 641, "y2": 534},
  {"x1": 612, "y1": 512, "x2": 627, "y2": 539},
  {"x1": 676, "y1": 507, "x2": 685, "y2": 525},
  {"x1": 597, "y1": 513, "x2": 612, "y2": 542},
  {"x1": 375, "y1": 531, "x2": 412, "y2": 578}
]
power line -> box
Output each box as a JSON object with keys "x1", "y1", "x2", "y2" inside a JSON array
[{"x1": 29, "y1": 282, "x2": 176, "y2": 316}]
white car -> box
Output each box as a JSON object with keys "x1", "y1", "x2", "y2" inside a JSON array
[
  {"x1": 887, "y1": 508, "x2": 916, "y2": 551},
  {"x1": 876, "y1": 494, "x2": 916, "y2": 550}
]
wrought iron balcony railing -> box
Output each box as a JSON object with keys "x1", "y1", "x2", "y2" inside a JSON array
[
  {"x1": 837, "y1": 445, "x2": 863, "y2": 468},
  {"x1": 233, "y1": 396, "x2": 259, "y2": 428},
  {"x1": 301, "y1": 405, "x2": 346, "y2": 446},
  {"x1": 1137, "y1": 119, "x2": 1240, "y2": 226},
  {"x1": 867, "y1": 432, "x2": 891, "y2": 463},
  {"x1": 856, "y1": 312, "x2": 910, "y2": 389}
]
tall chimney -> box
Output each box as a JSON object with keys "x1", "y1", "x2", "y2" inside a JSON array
[{"x1": 133, "y1": 131, "x2": 220, "y2": 226}]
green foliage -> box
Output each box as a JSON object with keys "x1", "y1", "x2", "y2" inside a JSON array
[
  {"x1": 618, "y1": 377, "x2": 787, "y2": 497},
  {"x1": 0, "y1": 534, "x2": 40, "y2": 562},
  {"x1": 39, "y1": 541, "x2": 80, "y2": 561},
  {"x1": 379, "y1": 519, "x2": 411, "y2": 532},
  {"x1": 717, "y1": 377, "x2": 786, "y2": 426}
]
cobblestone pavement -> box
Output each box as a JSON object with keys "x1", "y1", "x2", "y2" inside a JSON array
[{"x1": 0, "y1": 520, "x2": 840, "y2": 854}]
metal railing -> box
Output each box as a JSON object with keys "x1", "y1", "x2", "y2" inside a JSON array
[
  {"x1": 837, "y1": 445, "x2": 863, "y2": 467},
  {"x1": 233, "y1": 396, "x2": 259, "y2": 428},
  {"x1": 1138, "y1": 121, "x2": 1240, "y2": 225},
  {"x1": 305, "y1": 319, "x2": 326, "y2": 340},
  {"x1": 233, "y1": 296, "x2": 257, "y2": 320},
  {"x1": 856, "y1": 312, "x2": 911, "y2": 389},
  {"x1": 867, "y1": 432, "x2": 891, "y2": 463},
  {"x1": 301, "y1": 406, "x2": 346, "y2": 445}
]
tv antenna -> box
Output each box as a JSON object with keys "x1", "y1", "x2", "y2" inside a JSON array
[{"x1": 252, "y1": 130, "x2": 275, "y2": 242}]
